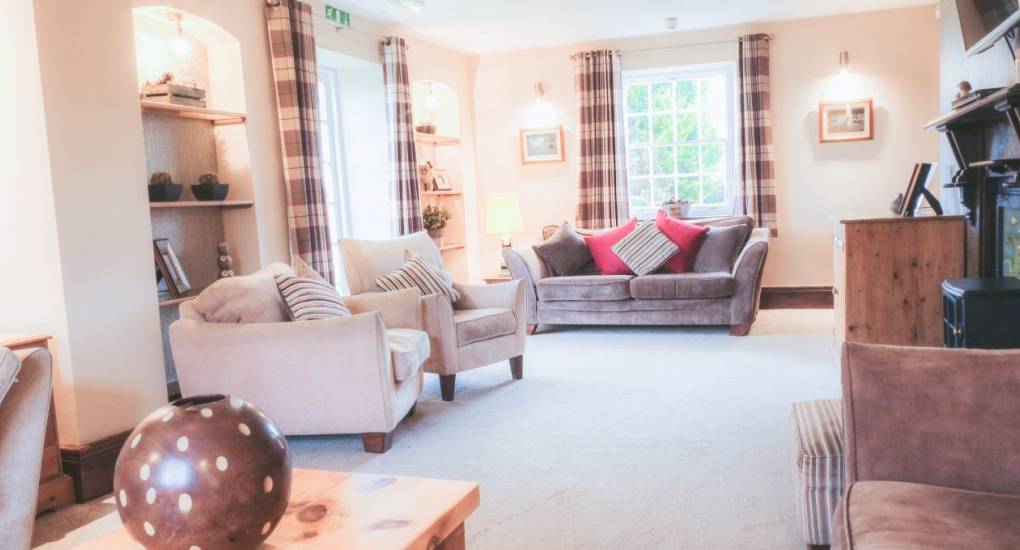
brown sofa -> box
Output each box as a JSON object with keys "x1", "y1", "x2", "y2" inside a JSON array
[
  {"x1": 834, "y1": 343, "x2": 1020, "y2": 549},
  {"x1": 502, "y1": 216, "x2": 769, "y2": 335}
]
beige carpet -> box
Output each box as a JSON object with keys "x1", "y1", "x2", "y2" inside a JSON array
[{"x1": 33, "y1": 310, "x2": 839, "y2": 549}]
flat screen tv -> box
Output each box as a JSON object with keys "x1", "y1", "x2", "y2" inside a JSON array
[{"x1": 957, "y1": 0, "x2": 1020, "y2": 55}]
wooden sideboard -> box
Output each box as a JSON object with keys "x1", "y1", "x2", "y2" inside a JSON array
[
  {"x1": 0, "y1": 334, "x2": 76, "y2": 515},
  {"x1": 833, "y1": 216, "x2": 967, "y2": 349}
]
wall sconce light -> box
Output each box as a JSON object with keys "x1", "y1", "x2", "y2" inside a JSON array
[
  {"x1": 839, "y1": 50, "x2": 850, "y2": 75},
  {"x1": 169, "y1": 13, "x2": 190, "y2": 56},
  {"x1": 535, "y1": 82, "x2": 545, "y2": 99}
]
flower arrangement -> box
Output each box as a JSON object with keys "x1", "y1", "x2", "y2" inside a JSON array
[{"x1": 423, "y1": 205, "x2": 452, "y2": 231}]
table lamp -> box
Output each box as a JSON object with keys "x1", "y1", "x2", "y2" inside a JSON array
[{"x1": 486, "y1": 193, "x2": 524, "y2": 273}]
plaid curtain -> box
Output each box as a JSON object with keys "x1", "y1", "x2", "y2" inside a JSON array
[
  {"x1": 265, "y1": 0, "x2": 335, "y2": 283},
  {"x1": 382, "y1": 37, "x2": 423, "y2": 235},
  {"x1": 574, "y1": 49, "x2": 629, "y2": 230},
  {"x1": 738, "y1": 34, "x2": 778, "y2": 236}
]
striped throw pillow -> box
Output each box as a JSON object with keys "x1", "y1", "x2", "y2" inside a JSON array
[
  {"x1": 611, "y1": 221, "x2": 680, "y2": 276},
  {"x1": 375, "y1": 254, "x2": 461, "y2": 302},
  {"x1": 274, "y1": 275, "x2": 351, "y2": 321}
]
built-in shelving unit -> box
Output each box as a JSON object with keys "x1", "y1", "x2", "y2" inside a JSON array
[
  {"x1": 439, "y1": 244, "x2": 466, "y2": 251},
  {"x1": 149, "y1": 200, "x2": 254, "y2": 209},
  {"x1": 415, "y1": 132, "x2": 460, "y2": 146},
  {"x1": 158, "y1": 296, "x2": 196, "y2": 308},
  {"x1": 140, "y1": 100, "x2": 246, "y2": 125},
  {"x1": 422, "y1": 191, "x2": 462, "y2": 197}
]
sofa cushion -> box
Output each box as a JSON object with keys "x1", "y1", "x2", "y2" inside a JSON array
[
  {"x1": 376, "y1": 253, "x2": 460, "y2": 302},
  {"x1": 655, "y1": 210, "x2": 710, "y2": 273},
  {"x1": 584, "y1": 218, "x2": 638, "y2": 275},
  {"x1": 629, "y1": 273, "x2": 734, "y2": 300},
  {"x1": 274, "y1": 275, "x2": 351, "y2": 321},
  {"x1": 835, "y1": 481, "x2": 1020, "y2": 550},
  {"x1": 611, "y1": 221, "x2": 679, "y2": 276},
  {"x1": 192, "y1": 264, "x2": 295, "y2": 323},
  {"x1": 537, "y1": 275, "x2": 633, "y2": 301},
  {"x1": 386, "y1": 328, "x2": 429, "y2": 382},
  {"x1": 454, "y1": 308, "x2": 517, "y2": 346},
  {"x1": 693, "y1": 223, "x2": 749, "y2": 273},
  {"x1": 533, "y1": 222, "x2": 595, "y2": 276}
]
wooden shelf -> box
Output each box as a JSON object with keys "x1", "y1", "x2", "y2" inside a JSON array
[
  {"x1": 422, "y1": 191, "x2": 463, "y2": 196},
  {"x1": 158, "y1": 296, "x2": 196, "y2": 308},
  {"x1": 415, "y1": 133, "x2": 460, "y2": 146},
  {"x1": 150, "y1": 200, "x2": 254, "y2": 209},
  {"x1": 439, "y1": 244, "x2": 465, "y2": 252},
  {"x1": 141, "y1": 101, "x2": 247, "y2": 125}
]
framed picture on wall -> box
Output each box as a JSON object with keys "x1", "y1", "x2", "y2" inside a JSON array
[
  {"x1": 153, "y1": 238, "x2": 191, "y2": 297},
  {"x1": 520, "y1": 126, "x2": 565, "y2": 164},
  {"x1": 819, "y1": 98, "x2": 874, "y2": 143}
]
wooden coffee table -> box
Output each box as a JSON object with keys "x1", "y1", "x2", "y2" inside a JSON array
[{"x1": 74, "y1": 468, "x2": 479, "y2": 549}]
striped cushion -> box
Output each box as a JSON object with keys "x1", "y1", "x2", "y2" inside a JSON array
[
  {"x1": 274, "y1": 275, "x2": 351, "y2": 321},
  {"x1": 375, "y1": 254, "x2": 461, "y2": 302},
  {"x1": 791, "y1": 399, "x2": 845, "y2": 546},
  {"x1": 610, "y1": 221, "x2": 680, "y2": 276}
]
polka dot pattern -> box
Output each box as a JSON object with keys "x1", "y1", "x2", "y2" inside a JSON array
[{"x1": 114, "y1": 394, "x2": 290, "y2": 549}]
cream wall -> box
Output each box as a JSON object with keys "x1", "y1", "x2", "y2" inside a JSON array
[{"x1": 470, "y1": 6, "x2": 941, "y2": 286}]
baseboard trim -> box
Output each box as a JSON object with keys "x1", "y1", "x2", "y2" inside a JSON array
[
  {"x1": 61, "y1": 430, "x2": 131, "y2": 502},
  {"x1": 761, "y1": 286, "x2": 834, "y2": 309}
]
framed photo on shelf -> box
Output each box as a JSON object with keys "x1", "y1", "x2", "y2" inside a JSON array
[
  {"x1": 153, "y1": 238, "x2": 191, "y2": 297},
  {"x1": 520, "y1": 126, "x2": 565, "y2": 164},
  {"x1": 431, "y1": 168, "x2": 453, "y2": 191},
  {"x1": 819, "y1": 98, "x2": 873, "y2": 143}
]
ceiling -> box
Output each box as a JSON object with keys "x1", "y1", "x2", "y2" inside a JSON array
[{"x1": 338, "y1": 0, "x2": 936, "y2": 54}]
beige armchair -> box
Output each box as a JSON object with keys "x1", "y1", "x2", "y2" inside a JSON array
[
  {"x1": 0, "y1": 347, "x2": 52, "y2": 549},
  {"x1": 170, "y1": 289, "x2": 427, "y2": 453},
  {"x1": 340, "y1": 232, "x2": 527, "y2": 401}
]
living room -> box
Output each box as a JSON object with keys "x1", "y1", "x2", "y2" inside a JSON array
[{"x1": 3, "y1": 0, "x2": 1020, "y2": 548}]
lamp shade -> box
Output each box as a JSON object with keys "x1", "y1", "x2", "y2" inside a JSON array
[{"x1": 486, "y1": 193, "x2": 525, "y2": 235}]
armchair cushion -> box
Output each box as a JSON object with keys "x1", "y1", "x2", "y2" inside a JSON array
[
  {"x1": 693, "y1": 223, "x2": 749, "y2": 273},
  {"x1": 454, "y1": 308, "x2": 517, "y2": 346},
  {"x1": 386, "y1": 328, "x2": 429, "y2": 382},
  {"x1": 532, "y1": 222, "x2": 595, "y2": 276},
  {"x1": 192, "y1": 264, "x2": 296, "y2": 323},
  {"x1": 376, "y1": 253, "x2": 460, "y2": 302},
  {"x1": 835, "y1": 481, "x2": 1020, "y2": 550},
  {"x1": 274, "y1": 275, "x2": 350, "y2": 321}
]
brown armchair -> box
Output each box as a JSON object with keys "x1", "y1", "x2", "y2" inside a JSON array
[{"x1": 834, "y1": 343, "x2": 1020, "y2": 549}]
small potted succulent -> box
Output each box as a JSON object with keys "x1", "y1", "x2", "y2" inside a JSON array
[
  {"x1": 661, "y1": 197, "x2": 693, "y2": 219},
  {"x1": 192, "y1": 172, "x2": 230, "y2": 201},
  {"x1": 422, "y1": 205, "x2": 452, "y2": 246},
  {"x1": 148, "y1": 171, "x2": 183, "y2": 202}
]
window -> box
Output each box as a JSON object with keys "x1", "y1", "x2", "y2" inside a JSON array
[
  {"x1": 317, "y1": 67, "x2": 352, "y2": 285},
  {"x1": 623, "y1": 63, "x2": 738, "y2": 219}
]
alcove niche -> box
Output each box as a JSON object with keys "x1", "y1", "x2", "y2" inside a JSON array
[{"x1": 133, "y1": 6, "x2": 259, "y2": 393}]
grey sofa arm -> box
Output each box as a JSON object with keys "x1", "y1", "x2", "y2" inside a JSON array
[
  {"x1": 502, "y1": 247, "x2": 545, "y2": 325},
  {"x1": 729, "y1": 227, "x2": 769, "y2": 328}
]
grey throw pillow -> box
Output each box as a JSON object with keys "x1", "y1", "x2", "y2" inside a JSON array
[
  {"x1": 693, "y1": 225, "x2": 747, "y2": 272},
  {"x1": 533, "y1": 222, "x2": 595, "y2": 276}
]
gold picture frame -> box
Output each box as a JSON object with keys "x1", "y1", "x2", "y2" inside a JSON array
[{"x1": 819, "y1": 98, "x2": 874, "y2": 143}]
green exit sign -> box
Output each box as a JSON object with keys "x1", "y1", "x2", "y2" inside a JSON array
[{"x1": 324, "y1": 4, "x2": 350, "y2": 27}]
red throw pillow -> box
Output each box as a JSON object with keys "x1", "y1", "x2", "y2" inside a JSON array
[
  {"x1": 583, "y1": 218, "x2": 639, "y2": 275},
  {"x1": 655, "y1": 210, "x2": 710, "y2": 273}
]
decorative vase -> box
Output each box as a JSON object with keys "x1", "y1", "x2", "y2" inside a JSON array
[
  {"x1": 191, "y1": 183, "x2": 230, "y2": 201},
  {"x1": 113, "y1": 394, "x2": 291, "y2": 550},
  {"x1": 427, "y1": 228, "x2": 445, "y2": 247},
  {"x1": 148, "y1": 183, "x2": 183, "y2": 202}
]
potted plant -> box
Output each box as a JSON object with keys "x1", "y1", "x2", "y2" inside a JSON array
[
  {"x1": 192, "y1": 172, "x2": 230, "y2": 201},
  {"x1": 423, "y1": 205, "x2": 452, "y2": 246},
  {"x1": 661, "y1": 197, "x2": 693, "y2": 219},
  {"x1": 148, "y1": 171, "x2": 183, "y2": 202}
]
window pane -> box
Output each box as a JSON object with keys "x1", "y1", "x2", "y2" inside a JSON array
[
  {"x1": 319, "y1": 123, "x2": 332, "y2": 162},
  {"x1": 652, "y1": 177, "x2": 676, "y2": 205},
  {"x1": 678, "y1": 176, "x2": 700, "y2": 203},
  {"x1": 703, "y1": 174, "x2": 725, "y2": 204},
  {"x1": 675, "y1": 112, "x2": 698, "y2": 141},
  {"x1": 676, "y1": 145, "x2": 698, "y2": 174},
  {"x1": 652, "y1": 115, "x2": 674, "y2": 144},
  {"x1": 675, "y1": 79, "x2": 697, "y2": 109},
  {"x1": 652, "y1": 146, "x2": 675, "y2": 175},
  {"x1": 626, "y1": 84, "x2": 649, "y2": 113},
  {"x1": 651, "y1": 82, "x2": 672, "y2": 112},
  {"x1": 629, "y1": 178, "x2": 652, "y2": 208},
  {"x1": 627, "y1": 116, "x2": 649, "y2": 144},
  {"x1": 701, "y1": 143, "x2": 724, "y2": 172},
  {"x1": 700, "y1": 76, "x2": 727, "y2": 140},
  {"x1": 628, "y1": 148, "x2": 650, "y2": 176}
]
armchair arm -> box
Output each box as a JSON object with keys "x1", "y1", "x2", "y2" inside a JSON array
[
  {"x1": 729, "y1": 227, "x2": 769, "y2": 325},
  {"x1": 841, "y1": 342, "x2": 1020, "y2": 494},
  {"x1": 454, "y1": 280, "x2": 522, "y2": 310},
  {"x1": 345, "y1": 288, "x2": 420, "y2": 330},
  {"x1": 502, "y1": 247, "x2": 545, "y2": 325},
  {"x1": 418, "y1": 293, "x2": 459, "y2": 375},
  {"x1": 169, "y1": 313, "x2": 399, "y2": 435}
]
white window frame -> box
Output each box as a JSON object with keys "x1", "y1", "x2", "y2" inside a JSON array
[
  {"x1": 622, "y1": 62, "x2": 739, "y2": 219},
  {"x1": 317, "y1": 67, "x2": 353, "y2": 286}
]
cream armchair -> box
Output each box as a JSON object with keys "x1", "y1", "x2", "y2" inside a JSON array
[
  {"x1": 340, "y1": 232, "x2": 527, "y2": 401},
  {"x1": 169, "y1": 289, "x2": 426, "y2": 453}
]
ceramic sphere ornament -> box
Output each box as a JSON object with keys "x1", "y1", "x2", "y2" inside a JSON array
[{"x1": 113, "y1": 394, "x2": 292, "y2": 549}]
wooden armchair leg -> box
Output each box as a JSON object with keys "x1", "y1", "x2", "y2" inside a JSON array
[
  {"x1": 509, "y1": 355, "x2": 524, "y2": 380},
  {"x1": 361, "y1": 431, "x2": 394, "y2": 453},
  {"x1": 527, "y1": 324, "x2": 539, "y2": 335},
  {"x1": 405, "y1": 403, "x2": 416, "y2": 418},
  {"x1": 439, "y1": 374, "x2": 456, "y2": 402},
  {"x1": 729, "y1": 324, "x2": 751, "y2": 336}
]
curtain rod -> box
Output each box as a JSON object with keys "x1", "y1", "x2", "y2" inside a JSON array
[{"x1": 620, "y1": 34, "x2": 775, "y2": 55}]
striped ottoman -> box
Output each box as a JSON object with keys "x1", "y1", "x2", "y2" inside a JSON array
[{"x1": 791, "y1": 399, "x2": 844, "y2": 548}]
